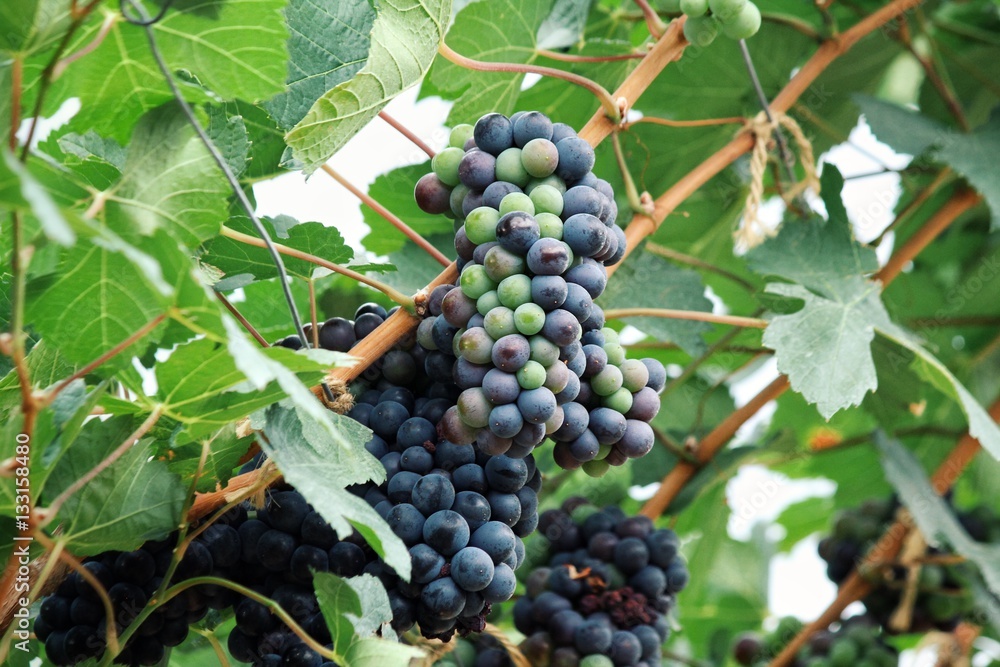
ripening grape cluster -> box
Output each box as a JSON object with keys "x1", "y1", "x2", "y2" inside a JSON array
[
  {"x1": 510, "y1": 500, "x2": 688, "y2": 666},
  {"x1": 672, "y1": 0, "x2": 762, "y2": 45},
  {"x1": 817, "y1": 497, "x2": 997, "y2": 632},
  {"x1": 414, "y1": 110, "x2": 666, "y2": 472},
  {"x1": 732, "y1": 615, "x2": 898, "y2": 667}
]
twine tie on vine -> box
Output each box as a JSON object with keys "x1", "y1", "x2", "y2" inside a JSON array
[{"x1": 737, "y1": 110, "x2": 821, "y2": 249}]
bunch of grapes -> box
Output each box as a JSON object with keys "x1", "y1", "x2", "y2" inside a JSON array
[
  {"x1": 817, "y1": 497, "x2": 992, "y2": 632},
  {"x1": 677, "y1": 0, "x2": 762, "y2": 45},
  {"x1": 414, "y1": 111, "x2": 666, "y2": 472},
  {"x1": 509, "y1": 500, "x2": 687, "y2": 666},
  {"x1": 732, "y1": 615, "x2": 897, "y2": 667},
  {"x1": 33, "y1": 505, "x2": 248, "y2": 666}
]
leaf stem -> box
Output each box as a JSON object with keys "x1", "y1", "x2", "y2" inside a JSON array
[
  {"x1": 611, "y1": 131, "x2": 648, "y2": 214},
  {"x1": 219, "y1": 226, "x2": 415, "y2": 310},
  {"x1": 320, "y1": 164, "x2": 451, "y2": 267},
  {"x1": 43, "y1": 313, "x2": 167, "y2": 404},
  {"x1": 8, "y1": 58, "x2": 21, "y2": 152},
  {"x1": 870, "y1": 167, "x2": 953, "y2": 246},
  {"x1": 190, "y1": 627, "x2": 233, "y2": 667},
  {"x1": 214, "y1": 292, "x2": 269, "y2": 347},
  {"x1": 377, "y1": 111, "x2": 435, "y2": 158},
  {"x1": 603, "y1": 307, "x2": 768, "y2": 329},
  {"x1": 35, "y1": 406, "x2": 165, "y2": 529},
  {"x1": 53, "y1": 11, "x2": 118, "y2": 78},
  {"x1": 645, "y1": 241, "x2": 757, "y2": 292},
  {"x1": 536, "y1": 48, "x2": 647, "y2": 63},
  {"x1": 896, "y1": 19, "x2": 969, "y2": 132},
  {"x1": 624, "y1": 114, "x2": 745, "y2": 129},
  {"x1": 437, "y1": 42, "x2": 621, "y2": 123}
]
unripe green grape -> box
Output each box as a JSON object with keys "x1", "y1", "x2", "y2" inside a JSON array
[
  {"x1": 452, "y1": 327, "x2": 465, "y2": 357},
  {"x1": 484, "y1": 307, "x2": 517, "y2": 339},
  {"x1": 592, "y1": 365, "x2": 624, "y2": 396},
  {"x1": 583, "y1": 459, "x2": 610, "y2": 478},
  {"x1": 499, "y1": 192, "x2": 535, "y2": 216},
  {"x1": 720, "y1": 2, "x2": 760, "y2": 39},
  {"x1": 680, "y1": 0, "x2": 709, "y2": 16},
  {"x1": 520, "y1": 138, "x2": 559, "y2": 178},
  {"x1": 536, "y1": 212, "x2": 564, "y2": 240},
  {"x1": 530, "y1": 184, "x2": 564, "y2": 216},
  {"x1": 580, "y1": 656, "x2": 615, "y2": 667},
  {"x1": 660, "y1": 0, "x2": 682, "y2": 10},
  {"x1": 595, "y1": 444, "x2": 612, "y2": 460},
  {"x1": 458, "y1": 328, "x2": 495, "y2": 365},
  {"x1": 600, "y1": 327, "x2": 620, "y2": 345},
  {"x1": 683, "y1": 15, "x2": 720, "y2": 45},
  {"x1": 709, "y1": 0, "x2": 746, "y2": 21},
  {"x1": 544, "y1": 361, "x2": 570, "y2": 393},
  {"x1": 516, "y1": 360, "x2": 546, "y2": 389},
  {"x1": 620, "y1": 358, "x2": 650, "y2": 392},
  {"x1": 529, "y1": 335, "x2": 560, "y2": 365},
  {"x1": 496, "y1": 147, "x2": 530, "y2": 187},
  {"x1": 457, "y1": 388, "x2": 491, "y2": 428},
  {"x1": 484, "y1": 245, "x2": 526, "y2": 282},
  {"x1": 497, "y1": 274, "x2": 532, "y2": 309},
  {"x1": 432, "y1": 146, "x2": 465, "y2": 186},
  {"x1": 526, "y1": 174, "x2": 567, "y2": 195},
  {"x1": 514, "y1": 302, "x2": 546, "y2": 335},
  {"x1": 460, "y1": 264, "x2": 497, "y2": 299},
  {"x1": 465, "y1": 206, "x2": 499, "y2": 244},
  {"x1": 602, "y1": 387, "x2": 633, "y2": 414},
  {"x1": 450, "y1": 184, "x2": 470, "y2": 218},
  {"x1": 477, "y1": 290, "x2": 501, "y2": 316},
  {"x1": 449, "y1": 123, "x2": 475, "y2": 148},
  {"x1": 604, "y1": 342, "x2": 626, "y2": 366}
]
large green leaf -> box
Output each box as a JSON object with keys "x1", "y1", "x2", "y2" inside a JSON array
[
  {"x1": 286, "y1": 0, "x2": 452, "y2": 173},
  {"x1": 359, "y1": 162, "x2": 453, "y2": 256},
  {"x1": 265, "y1": 0, "x2": 376, "y2": 129},
  {"x1": 598, "y1": 249, "x2": 712, "y2": 356},
  {"x1": 258, "y1": 401, "x2": 410, "y2": 578},
  {"x1": 106, "y1": 104, "x2": 231, "y2": 248},
  {"x1": 43, "y1": 415, "x2": 187, "y2": 555},
  {"x1": 313, "y1": 572, "x2": 363, "y2": 656},
  {"x1": 1, "y1": 150, "x2": 75, "y2": 246},
  {"x1": 51, "y1": 0, "x2": 290, "y2": 140},
  {"x1": 0, "y1": 0, "x2": 71, "y2": 56},
  {"x1": 425, "y1": 0, "x2": 554, "y2": 124}
]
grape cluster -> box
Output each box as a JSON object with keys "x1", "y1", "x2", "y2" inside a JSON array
[
  {"x1": 511, "y1": 501, "x2": 688, "y2": 666},
  {"x1": 33, "y1": 505, "x2": 248, "y2": 666},
  {"x1": 732, "y1": 615, "x2": 897, "y2": 667},
  {"x1": 817, "y1": 497, "x2": 991, "y2": 632},
  {"x1": 675, "y1": 0, "x2": 762, "y2": 44},
  {"x1": 414, "y1": 111, "x2": 666, "y2": 471}
]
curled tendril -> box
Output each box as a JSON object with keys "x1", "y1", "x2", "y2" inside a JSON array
[{"x1": 119, "y1": 0, "x2": 175, "y2": 26}]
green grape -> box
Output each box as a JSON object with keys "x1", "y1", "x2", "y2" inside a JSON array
[
  {"x1": 526, "y1": 174, "x2": 567, "y2": 194},
  {"x1": 580, "y1": 655, "x2": 614, "y2": 667},
  {"x1": 721, "y1": 2, "x2": 761, "y2": 39},
  {"x1": 449, "y1": 123, "x2": 475, "y2": 148},
  {"x1": 683, "y1": 15, "x2": 720, "y2": 45},
  {"x1": 680, "y1": 0, "x2": 709, "y2": 16},
  {"x1": 496, "y1": 147, "x2": 530, "y2": 187},
  {"x1": 620, "y1": 358, "x2": 650, "y2": 392},
  {"x1": 828, "y1": 641, "x2": 858, "y2": 667},
  {"x1": 583, "y1": 459, "x2": 610, "y2": 477},
  {"x1": 484, "y1": 245, "x2": 527, "y2": 282},
  {"x1": 460, "y1": 264, "x2": 498, "y2": 299},
  {"x1": 660, "y1": 0, "x2": 682, "y2": 11},
  {"x1": 514, "y1": 302, "x2": 546, "y2": 335},
  {"x1": 497, "y1": 274, "x2": 532, "y2": 309},
  {"x1": 595, "y1": 444, "x2": 612, "y2": 460},
  {"x1": 529, "y1": 335, "x2": 560, "y2": 365},
  {"x1": 604, "y1": 342, "x2": 626, "y2": 366},
  {"x1": 431, "y1": 146, "x2": 465, "y2": 186},
  {"x1": 600, "y1": 327, "x2": 620, "y2": 345},
  {"x1": 520, "y1": 138, "x2": 559, "y2": 178},
  {"x1": 484, "y1": 306, "x2": 517, "y2": 339},
  {"x1": 536, "y1": 212, "x2": 564, "y2": 239},
  {"x1": 709, "y1": 0, "x2": 746, "y2": 21},
  {"x1": 477, "y1": 290, "x2": 502, "y2": 316},
  {"x1": 465, "y1": 206, "x2": 500, "y2": 244},
  {"x1": 602, "y1": 387, "x2": 633, "y2": 414},
  {"x1": 499, "y1": 191, "x2": 535, "y2": 215},
  {"x1": 516, "y1": 360, "x2": 546, "y2": 389},
  {"x1": 453, "y1": 328, "x2": 466, "y2": 357},
  {"x1": 450, "y1": 184, "x2": 470, "y2": 218},
  {"x1": 591, "y1": 365, "x2": 624, "y2": 396},
  {"x1": 530, "y1": 184, "x2": 564, "y2": 216}
]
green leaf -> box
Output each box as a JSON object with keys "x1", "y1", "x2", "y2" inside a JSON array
[
  {"x1": 425, "y1": 0, "x2": 554, "y2": 124},
  {"x1": 537, "y1": 0, "x2": 595, "y2": 50},
  {"x1": 286, "y1": 0, "x2": 452, "y2": 173},
  {"x1": 854, "y1": 94, "x2": 946, "y2": 156},
  {"x1": 1, "y1": 150, "x2": 75, "y2": 246},
  {"x1": 598, "y1": 249, "x2": 712, "y2": 356},
  {"x1": 166, "y1": 424, "x2": 253, "y2": 491},
  {"x1": 342, "y1": 638, "x2": 423, "y2": 667},
  {"x1": 258, "y1": 401, "x2": 411, "y2": 578},
  {"x1": 206, "y1": 105, "x2": 251, "y2": 177},
  {"x1": 360, "y1": 162, "x2": 453, "y2": 256},
  {"x1": 313, "y1": 572, "x2": 363, "y2": 656},
  {"x1": 265, "y1": 0, "x2": 376, "y2": 129},
  {"x1": 936, "y1": 112, "x2": 1000, "y2": 228},
  {"x1": 775, "y1": 496, "x2": 834, "y2": 552},
  {"x1": 106, "y1": 104, "x2": 231, "y2": 248},
  {"x1": 52, "y1": 130, "x2": 127, "y2": 190},
  {"x1": 0, "y1": 0, "x2": 70, "y2": 55},
  {"x1": 43, "y1": 416, "x2": 187, "y2": 555},
  {"x1": 877, "y1": 433, "x2": 1000, "y2": 596},
  {"x1": 52, "y1": 0, "x2": 290, "y2": 140},
  {"x1": 342, "y1": 574, "x2": 394, "y2": 638}
]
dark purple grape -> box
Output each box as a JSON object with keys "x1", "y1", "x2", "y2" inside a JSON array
[
  {"x1": 563, "y1": 213, "x2": 608, "y2": 257},
  {"x1": 458, "y1": 150, "x2": 497, "y2": 190},
  {"x1": 527, "y1": 237, "x2": 571, "y2": 276},
  {"x1": 531, "y1": 274, "x2": 569, "y2": 310},
  {"x1": 565, "y1": 259, "x2": 608, "y2": 299},
  {"x1": 517, "y1": 387, "x2": 557, "y2": 425},
  {"x1": 562, "y1": 185, "x2": 604, "y2": 218},
  {"x1": 318, "y1": 317, "x2": 356, "y2": 352},
  {"x1": 474, "y1": 113, "x2": 514, "y2": 156},
  {"x1": 555, "y1": 137, "x2": 596, "y2": 181},
  {"x1": 542, "y1": 309, "x2": 582, "y2": 347},
  {"x1": 483, "y1": 181, "x2": 523, "y2": 209},
  {"x1": 415, "y1": 173, "x2": 452, "y2": 214},
  {"x1": 496, "y1": 211, "x2": 541, "y2": 255},
  {"x1": 513, "y1": 111, "x2": 554, "y2": 146}
]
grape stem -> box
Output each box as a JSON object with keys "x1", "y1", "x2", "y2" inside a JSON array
[
  {"x1": 219, "y1": 226, "x2": 416, "y2": 310},
  {"x1": 214, "y1": 292, "x2": 270, "y2": 347},
  {"x1": 320, "y1": 164, "x2": 451, "y2": 267},
  {"x1": 633, "y1": 0, "x2": 669, "y2": 37},
  {"x1": 644, "y1": 242, "x2": 757, "y2": 292},
  {"x1": 870, "y1": 167, "x2": 953, "y2": 246},
  {"x1": 611, "y1": 131, "x2": 651, "y2": 214},
  {"x1": 378, "y1": 110, "x2": 436, "y2": 158},
  {"x1": 535, "y1": 48, "x2": 648, "y2": 63},
  {"x1": 190, "y1": 627, "x2": 233, "y2": 667},
  {"x1": 602, "y1": 307, "x2": 769, "y2": 329},
  {"x1": 53, "y1": 11, "x2": 118, "y2": 78},
  {"x1": 623, "y1": 114, "x2": 746, "y2": 129},
  {"x1": 436, "y1": 42, "x2": 621, "y2": 123}
]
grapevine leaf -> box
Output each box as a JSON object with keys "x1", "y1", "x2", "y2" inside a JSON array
[
  {"x1": 51, "y1": 130, "x2": 126, "y2": 190},
  {"x1": 313, "y1": 572, "x2": 363, "y2": 655},
  {"x1": 166, "y1": 424, "x2": 253, "y2": 491},
  {"x1": 285, "y1": 0, "x2": 452, "y2": 173},
  {"x1": 854, "y1": 95, "x2": 946, "y2": 156},
  {"x1": 1, "y1": 150, "x2": 75, "y2": 246},
  {"x1": 51, "y1": 0, "x2": 290, "y2": 140},
  {"x1": 537, "y1": 0, "x2": 593, "y2": 50},
  {"x1": 936, "y1": 112, "x2": 1000, "y2": 228},
  {"x1": 265, "y1": 0, "x2": 376, "y2": 129},
  {"x1": 0, "y1": 0, "x2": 70, "y2": 55},
  {"x1": 106, "y1": 104, "x2": 231, "y2": 248},
  {"x1": 0, "y1": 340, "x2": 76, "y2": 421},
  {"x1": 343, "y1": 574, "x2": 394, "y2": 638},
  {"x1": 775, "y1": 496, "x2": 835, "y2": 552},
  {"x1": 877, "y1": 433, "x2": 1000, "y2": 595},
  {"x1": 342, "y1": 638, "x2": 423, "y2": 667},
  {"x1": 43, "y1": 416, "x2": 187, "y2": 555},
  {"x1": 377, "y1": 233, "x2": 454, "y2": 296},
  {"x1": 258, "y1": 401, "x2": 411, "y2": 578},
  {"x1": 206, "y1": 105, "x2": 251, "y2": 177},
  {"x1": 598, "y1": 249, "x2": 712, "y2": 356},
  {"x1": 425, "y1": 0, "x2": 554, "y2": 124},
  {"x1": 360, "y1": 162, "x2": 454, "y2": 255}
]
